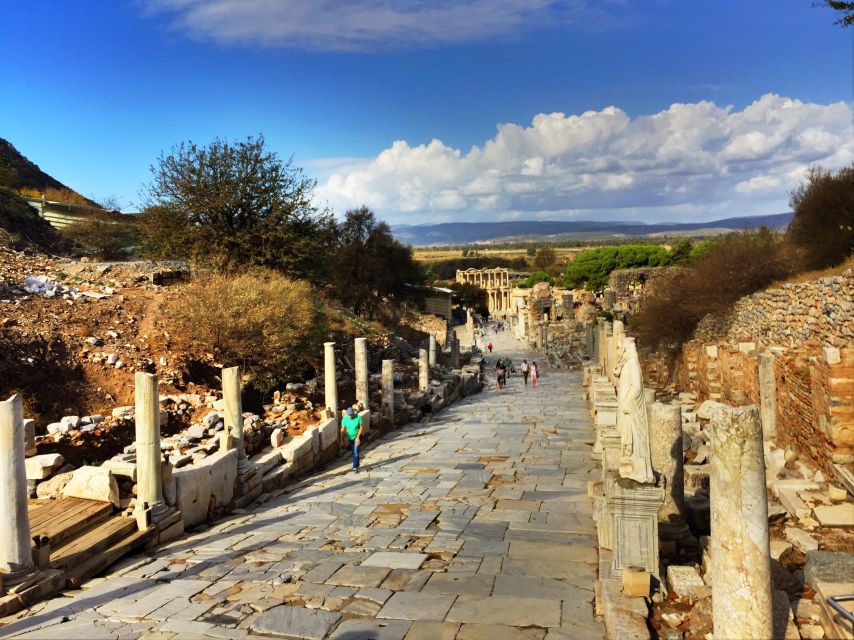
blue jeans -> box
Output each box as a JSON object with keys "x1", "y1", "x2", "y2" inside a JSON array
[{"x1": 349, "y1": 438, "x2": 359, "y2": 469}]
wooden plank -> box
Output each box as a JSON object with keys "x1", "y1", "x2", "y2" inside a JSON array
[
  {"x1": 64, "y1": 526, "x2": 157, "y2": 588},
  {"x1": 28, "y1": 498, "x2": 113, "y2": 547},
  {"x1": 50, "y1": 517, "x2": 137, "y2": 572},
  {"x1": 29, "y1": 498, "x2": 90, "y2": 531}
]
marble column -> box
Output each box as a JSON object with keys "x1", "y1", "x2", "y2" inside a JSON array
[
  {"x1": 324, "y1": 342, "x2": 338, "y2": 423},
  {"x1": 648, "y1": 402, "x2": 687, "y2": 536},
  {"x1": 419, "y1": 348, "x2": 429, "y2": 392},
  {"x1": 758, "y1": 352, "x2": 777, "y2": 439},
  {"x1": 0, "y1": 394, "x2": 38, "y2": 586},
  {"x1": 223, "y1": 366, "x2": 250, "y2": 476},
  {"x1": 381, "y1": 360, "x2": 395, "y2": 424},
  {"x1": 134, "y1": 372, "x2": 168, "y2": 523},
  {"x1": 354, "y1": 338, "x2": 369, "y2": 411},
  {"x1": 428, "y1": 334, "x2": 437, "y2": 367},
  {"x1": 710, "y1": 405, "x2": 772, "y2": 640}
]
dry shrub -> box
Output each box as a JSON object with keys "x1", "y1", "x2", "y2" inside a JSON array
[
  {"x1": 61, "y1": 217, "x2": 139, "y2": 260},
  {"x1": 166, "y1": 269, "x2": 327, "y2": 392},
  {"x1": 633, "y1": 229, "x2": 799, "y2": 357}
]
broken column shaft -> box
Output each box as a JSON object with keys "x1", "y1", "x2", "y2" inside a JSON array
[
  {"x1": 354, "y1": 337, "x2": 369, "y2": 411},
  {"x1": 419, "y1": 348, "x2": 429, "y2": 392},
  {"x1": 710, "y1": 405, "x2": 772, "y2": 640},
  {"x1": 428, "y1": 334, "x2": 437, "y2": 367},
  {"x1": 223, "y1": 366, "x2": 250, "y2": 475},
  {"x1": 134, "y1": 372, "x2": 168, "y2": 523},
  {"x1": 324, "y1": 342, "x2": 338, "y2": 423},
  {"x1": 0, "y1": 394, "x2": 38, "y2": 586},
  {"x1": 382, "y1": 359, "x2": 395, "y2": 424}
]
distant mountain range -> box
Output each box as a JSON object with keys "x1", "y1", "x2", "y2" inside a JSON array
[{"x1": 392, "y1": 213, "x2": 794, "y2": 246}]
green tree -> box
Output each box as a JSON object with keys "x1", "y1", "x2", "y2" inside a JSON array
[
  {"x1": 526, "y1": 245, "x2": 537, "y2": 257},
  {"x1": 450, "y1": 281, "x2": 488, "y2": 316},
  {"x1": 565, "y1": 243, "x2": 671, "y2": 290},
  {"x1": 332, "y1": 206, "x2": 426, "y2": 317},
  {"x1": 521, "y1": 271, "x2": 554, "y2": 288},
  {"x1": 786, "y1": 164, "x2": 854, "y2": 269},
  {"x1": 141, "y1": 135, "x2": 336, "y2": 282},
  {"x1": 533, "y1": 246, "x2": 557, "y2": 272},
  {"x1": 814, "y1": 0, "x2": 854, "y2": 26}
]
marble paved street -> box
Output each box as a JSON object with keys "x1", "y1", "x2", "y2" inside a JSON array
[{"x1": 0, "y1": 331, "x2": 605, "y2": 640}]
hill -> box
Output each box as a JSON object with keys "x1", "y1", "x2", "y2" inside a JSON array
[
  {"x1": 0, "y1": 188, "x2": 67, "y2": 253},
  {"x1": 392, "y1": 213, "x2": 793, "y2": 246},
  {"x1": 0, "y1": 137, "x2": 96, "y2": 205}
]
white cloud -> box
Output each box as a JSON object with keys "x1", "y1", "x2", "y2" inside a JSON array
[
  {"x1": 142, "y1": 0, "x2": 621, "y2": 51},
  {"x1": 315, "y1": 94, "x2": 854, "y2": 223}
]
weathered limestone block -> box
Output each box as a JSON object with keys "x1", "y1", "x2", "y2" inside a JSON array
[
  {"x1": 24, "y1": 453, "x2": 65, "y2": 481},
  {"x1": 710, "y1": 404, "x2": 772, "y2": 640},
  {"x1": 172, "y1": 448, "x2": 237, "y2": 527},
  {"x1": 62, "y1": 466, "x2": 120, "y2": 507}
]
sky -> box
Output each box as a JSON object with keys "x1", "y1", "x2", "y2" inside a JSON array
[{"x1": 0, "y1": 0, "x2": 852, "y2": 225}]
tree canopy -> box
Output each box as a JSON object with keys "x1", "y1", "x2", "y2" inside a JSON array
[
  {"x1": 532, "y1": 246, "x2": 557, "y2": 272},
  {"x1": 565, "y1": 243, "x2": 673, "y2": 290},
  {"x1": 450, "y1": 281, "x2": 488, "y2": 317},
  {"x1": 815, "y1": 0, "x2": 854, "y2": 26},
  {"x1": 331, "y1": 206, "x2": 426, "y2": 317},
  {"x1": 786, "y1": 164, "x2": 854, "y2": 269},
  {"x1": 141, "y1": 135, "x2": 336, "y2": 281}
]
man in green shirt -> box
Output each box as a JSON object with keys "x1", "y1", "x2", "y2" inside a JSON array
[{"x1": 340, "y1": 406, "x2": 363, "y2": 473}]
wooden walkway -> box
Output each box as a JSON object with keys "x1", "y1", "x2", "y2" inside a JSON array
[{"x1": 27, "y1": 497, "x2": 155, "y2": 587}]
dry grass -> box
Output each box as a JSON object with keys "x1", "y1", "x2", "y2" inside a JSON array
[{"x1": 770, "y1": 254, "x2": 854, "y2": 286}]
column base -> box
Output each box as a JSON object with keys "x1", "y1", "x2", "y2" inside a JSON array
[{"x1": 1, "y1": 564, "x2": 40, "y2": 590}]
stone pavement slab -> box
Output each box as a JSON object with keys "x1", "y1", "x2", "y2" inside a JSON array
[{"x1": 1, "y1": 329, "x2": 605, "y2": 639}]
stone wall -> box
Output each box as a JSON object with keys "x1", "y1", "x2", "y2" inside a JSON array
[
  {"x1": 672, "y1": 341, "x2": 854, "y2": 475},
  {"x1": 696, "y1": 268, "x2": 854, "y2": 348}
]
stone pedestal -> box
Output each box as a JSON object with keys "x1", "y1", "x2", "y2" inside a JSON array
[
  {"x1": 0, "y1": 395, "x2": 39, "y2": 586},
  {"x1": 428, "y1": 334, "x2": 437, "y2": 367},
  {"x1": 354, "y1": 338, "x2": 369, "y2": 410},
  {"x1": 134, "y1": 372, "x2": 169, "y2": 524},
  {"x1": 418, "y1": 348, "x2": 429, "y2": 392},
  {"x1": 710, "y1": 405, "x2": 772, "y2": 640},
  {"x1": 758, "y1": 352, "x2": 777, "y2": 440},
  {"x1": 324, "y1": 342, "x2": 338, "y2": 423},
  {"x1": 222, "y1": 366, "x2": 251, "y2": 476},
  {"x1": 648, "y1": 402, "x2": 687, "y2": 538},
  {"x1": 607, "y1": 476, "x2": 664, "y2": 578},
  {"x1": 381, "y1": 359, "x2": 394, "y2": 425}
]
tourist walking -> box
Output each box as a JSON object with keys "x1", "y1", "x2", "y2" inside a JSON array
[
  {"x1": 487, "y1": 342, "x2": 493, "y2": 353},
  {"x1": 530, "y1": 361, "x2": 539, "y2": 387},
  {"x1": 340, "y1": 406, "x2": 363, "y2": 473},
  {"x1": 520, "y1": 359, "x2": 530, "y2": 385},
  {"x1": 495, "y1": 359, "x2": 507, "y2": 389}
]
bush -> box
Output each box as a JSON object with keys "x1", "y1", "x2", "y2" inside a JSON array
[
  {"x1": 166, "y1": 269, "x2": 327, "y2": 392},
  {"x1": 632, "y1": 229, "x2": 798, "y2": 357},
  {"x1": 787, "y1": 164, "x2": 854, "y2": 270},
  {"x1": 61, "y1": 217, "x2": 139, "y2": 260}
]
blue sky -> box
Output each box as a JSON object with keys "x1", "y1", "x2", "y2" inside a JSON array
[{"x1": 1, "y1": 0, "x2": 851, "y2": 224}]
